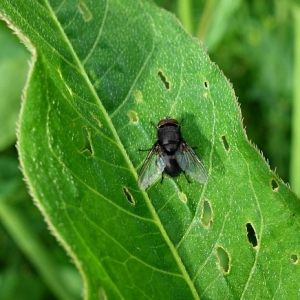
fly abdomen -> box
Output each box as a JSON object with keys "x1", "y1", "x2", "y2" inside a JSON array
[{"x1": 161, "y1": 153, "x2": 181, "y2": 177}]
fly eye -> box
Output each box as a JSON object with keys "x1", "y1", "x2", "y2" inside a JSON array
[
  {"x1": 158, "y1": 118, "x2": 179, "y2": 127},
  {"x1": 168, "y1": 119, "x2": 179, "y2": 125},
  {"x1": 157, "y1": 119, "x2": 166, "y2": 127}
]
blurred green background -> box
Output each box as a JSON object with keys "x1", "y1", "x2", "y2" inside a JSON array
[{"x1": 0, "y1": 0, "x2": 298, "y2": 299}]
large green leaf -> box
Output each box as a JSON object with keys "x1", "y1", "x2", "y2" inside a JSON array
[{"x1": 1, "y1": 0, "x2": 300, "y2": 298}]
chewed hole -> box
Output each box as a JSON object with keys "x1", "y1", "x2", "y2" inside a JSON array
[
  {"x1": 203, "y1": 80, "x2": 209, "y2": 89},
  {"x1": 133, "y1": 90, "x2": 143, "y2": 103},
  {"x1": 90, "y1": 112, "x2": 102, "y2": 128},
  {"x1": 157, "y1": 70, "x2": 171, "y2": 90},
  {"x1": 80, "y1": 126, "x2": 93, "y2": 155},
  {"x1": 122, "y1": 187, "x2": 135, "y2": 205},
  {"x1": 200, "y1": 199, "x2": 213, "y2": 227},
  {"x1": 290, "y1": 254, "x2": 298, "y2": 264},
  {"x1": 246, "y1": 223, "x2": 258, "y2": 248},
  {"x1": 78, "y1": 1, "x2": 93, "y2": 22},
  {"x1": 270, "y1": 179, "x2": 279, "y2": 192},
  {"x1": 127, "y1": 110, "x2": 139, "y2": 124},
  {"x1": 178, "y1": 191, "x2": 188, "y2": 204},
  {"x1": 216, "y1": 246, "x2": 231, "y2": 274},
  {"x1": 220, "y1": 134, "x2": 230, "y2": 151}
]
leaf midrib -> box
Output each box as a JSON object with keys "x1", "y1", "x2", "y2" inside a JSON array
[{"x1": 45, "y1": 0, "x2": 201, "y2": 298}]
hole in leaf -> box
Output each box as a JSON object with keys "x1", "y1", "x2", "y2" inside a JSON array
[
  {"x1": 90, "y1": 112, "x2": 102, "y2": 127},
  {"x1": 200, "y1": 199, "x2": 213, "y2": 227},
  {"x1": 220, "y1": 134, "x2": 230, "y2": 151},
  {"x1": 246, "y1": 223, "x2": 258, "y2": 248},
  {"x1": 157, "y1": 70, "x2": 170, "y2": 90},
  {"x1": 178, "y1": 191, "x2": 188, "y2": 204},
  {"x1": 122, "y1": 187, "x2": 135, "y2": 205},
  {"x1": 290, "y1": 254, "x2": 298, "y2": 264},
  {"x1": 203, "y1": 80, "x2": 209, "y2": 89},
  {"x1": 78, "y1": 1, "x2": 93, "y2": 22},
  {"x1": 270, "y1": 179, "x2": 279, "y2": 192},
  {"x1": 216, "y1": 246, "x2": 231, "y2": 274},
  {"x1": 127, "y1": 110, "x2": 139, "y2": 124},
  {"x1": 80, "y1": 126, "x2": 93, "y2": 155},
  {"x1": 133, "y1": 89, "x2": 143, "y2": 103}
]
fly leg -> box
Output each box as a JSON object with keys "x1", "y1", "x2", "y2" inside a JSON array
[
  {"x1": 183, "y1": 171, "x2": 191, "y2": 184},
  {"x1": 160, "y1": 172, "x2": 165, "y2": 184}
]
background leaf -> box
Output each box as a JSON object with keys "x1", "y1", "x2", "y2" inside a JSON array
[
  {"x1": 0, "y1": 19, "x2": 81, "y2": 300},
  {"x1": 0, "y1": 21, "x2": 29, "y2": 150},
  {"x1": 1, "y1": 0, "x2": 300, "y2": 299}
]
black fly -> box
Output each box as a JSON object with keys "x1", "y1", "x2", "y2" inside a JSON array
[{"x1": 138, "y1": 117, "x2": 208, "y2": 189}]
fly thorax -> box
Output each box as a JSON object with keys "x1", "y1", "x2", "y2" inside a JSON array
[
  {"x1": 162, "y1": 142, "x2": 178, "y2": 153},
  {"x1": 158, "y1": 125, "x2": 180, "y2": 153}
]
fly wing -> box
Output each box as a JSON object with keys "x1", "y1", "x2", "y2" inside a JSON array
[
  {"x1": 175, "y1": 141, "x2": 208, "y2": 184},
  {"x1": 138, "y1": 143, "x2": 166, "y2": 189}
]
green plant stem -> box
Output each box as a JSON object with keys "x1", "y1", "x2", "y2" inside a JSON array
[
  {"x1": 290, "y1": 5, "x2": 300, "y2": 194},
  {"x1": 196, "y1": 0, "x2": 215, "y2": 41},
  {"x1": 196, "y1": 0, "x2": 241, "y2": 51},
  {"x1": 177, "y1": 0, "x2": 193, "y2": 34},
  {"x1": 0, "y1": 198, "x2": 80, "y2": 300}
]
